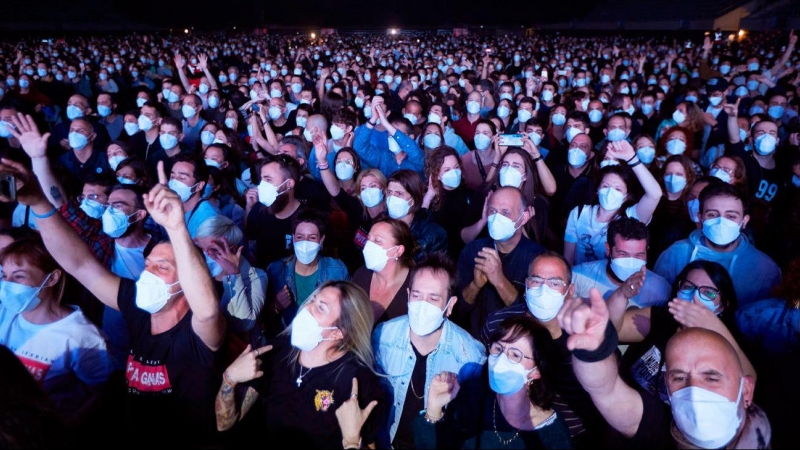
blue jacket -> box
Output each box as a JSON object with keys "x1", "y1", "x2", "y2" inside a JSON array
[
  {"x1": 372, "y1": 316, "x2": 486, "y2": 445},
  {"x1": 266, "y1": 255, "x2": 350, "y2": 323},
  {"x1": 353, "y1": 124, "x2": 425, "y2": 177},
  {"x1": 654, "y1": 229, "x2": 781, "y2": 306}
]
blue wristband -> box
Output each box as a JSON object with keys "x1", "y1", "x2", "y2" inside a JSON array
[{"x1": 31, "y1": 207, "x2": 57, "y2": 219}]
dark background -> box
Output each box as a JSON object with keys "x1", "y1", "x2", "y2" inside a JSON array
[{"x1": 21, "y1": 0, "x2": 599, "y2": 29}]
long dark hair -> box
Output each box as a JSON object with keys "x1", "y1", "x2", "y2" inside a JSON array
[
  {"x1": 424, "y1": 146, "x2": 462, "y2": 212},
  {"x1": 489, "y1": 315, "x2": 557, "y2": 410},
  {"x1": 590, "y1": 165, "x2": 643, "y2": 215}
]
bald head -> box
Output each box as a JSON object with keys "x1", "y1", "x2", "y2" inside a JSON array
[{"x1": 307, "y1": 114, "x2": 328, "y2": 136}]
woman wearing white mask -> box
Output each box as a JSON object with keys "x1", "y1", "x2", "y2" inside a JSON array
[
  {"x1": 610, "y1": 260, "x2": 756, "y2": 402},
  {"x1": 0, "y1": 235, "x2": 112, "y2": 422},
  {"x1": 631, "y1": 135, "x2": 658, "y2": 171},
  {"x1": 461, "y1": 119, "x2": 498, "y2": 190},
  {"x1": 106, "y1": 141, "x2": 131, "y2": 172},
  {"x1": 546, "y1": 104, "x2": 568, "y2": 145},
  {"x1": 656, "y1": 126, "x2": 703, "y2": 176},
  {"x1": 265, "y1": 210, "x2": 349, "y2": 337},
  {"x1": 495, "y1": 98, "x2": 516, "y2": 131},
  {"x1": 353, "y1": 218, "x2": 417, "y2": 325},
  {"x1": 385, "y1": 170, "x2": 448, "y2": 263},
  {"x1": 648, "y1": 155, "x2": 697, "y2": 266},
  {"x1": 216, "y1": 280, "x2": 385, "y2": 448},
  {"x1": 709, "y1": 155, "x2": 748, "y2": 193},
  {"x1": 415, "y1": 315, "x2": 571, "y2": 448},
  {"x1": 422, "y1": 146, "x2": 471, "y2": 260},
  {"x1": 419, "y1": 122, "x2": 445, "y2": 152},
  {"x1": 198, "y1": 122, "x2": 219, "y2": 153},
  {"x1": 564, "y1": 140, "x2": 662, "y2": 266},
  {"x1": 115, "y1": 157, "x2": 152, "y2": 187}
]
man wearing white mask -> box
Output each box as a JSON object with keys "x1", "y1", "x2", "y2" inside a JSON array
[
  {"x1": 180, "y1": 93, "x2": 206, "y2": 149},
  {"x1": 57, "y1": 117, "x2": 111, "y2": 185},
  {"x1": 146, "y1": 117, "x2": 192, "y2": 174},
  {"x1": 452, "y1": 90, "x2": 484, "y2": 149},
  {"x1": 97, "y1": 92, "x2": 123, "y2": 140},
  {"x1": 428, "y1": 102, "x2": 469, "y2": 156},
  {"x1": 559, "y1": 290, "x2": 771, "y2": 449},
  {"x1": 168, "y1": 153, "x2": 219, "y2": 238},
  {"x1": 244, "y1": 155, "x2": 304, "y2": 269},
  {"x1": 655, "y1": 183, "x2": 780, "y2": 306},
  {"x1": 265, "y1": 209, "x2": 348, "y2": 336},
  {"x1": 456, "y1": 186, "x2": 543, "y2": 338},
  {"x1": 725, "y1": 101, "x2": 785, "y2": 259},
  {"x1": 372, "y1": 253, "x2": 486, "y2": 449},
  {"x1": 8, "y1": 158, "x2": 226, "y2": 448},
  {"x1": 128, "y1": 101, "x2": 166, "y2": 162},
  {"x1": 572, "y1": 218, "x2": 670, "y2": 308}
]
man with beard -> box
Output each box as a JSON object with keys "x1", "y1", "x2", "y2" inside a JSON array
[{"x1": 244, "y1": 154, "x2": 305, "y2": 269}]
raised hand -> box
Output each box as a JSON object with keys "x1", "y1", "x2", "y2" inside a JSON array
[
  {"x1": 668, "y1": 297, "x2": 722, "y2": 330},
  {"x1": 174, "y1": 53, "x2": 185, "y2": 69},
  {"x1": 621, "y1": 265, "x2": 646, "y2": 299},
  {"x1": 723, "y1": 97, "x2": 740, "y2": 117},
  {"x1": 224, "y1": 344, "x2": 273, "y2": 384},
  {"x1": 607, "y1": 140, "x2": 635, "y2": 161},
  {"x1": 426, "y1": 371, "x2": 460, "y2": 414},
  {"x1": 475, "y1": 247, "x2": 505, "y2": 287},
  {"x1": 275, "y1": 286, "x2": 294, "y2": 312},
  {"x1": 207, "y1": 238, "x2": 242, "y2": 276},
  {"x1": 197, "y1": 53, "x2": 208, "y2": 70},
  {"x1": 335, "y1": 378, "x2": 379, "y2": 447},
  {"x1": 557, "y1": 288, "x2": 610, "y2": 352},
  {"x1": 8, "y1": 113, "x2": 50, "y2": 159},
  {"x1": 245, "y1": 187, "x2": 259, "y2": 210},
  {"x1": 143, "y1": 161, "x2": 186, "y2": 232},
  {"x1": 0, "y1": 158, "x2": 45, "y2": 205}
]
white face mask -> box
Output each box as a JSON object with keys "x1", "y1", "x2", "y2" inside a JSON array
[
  {"x1": 598, "y1": 187, "x2": 626, "y2": 211},
  {"x1": 702, "y1": 216, "x2": 742, "y2": 246},
  {"x1": 362, "y1": 240, "x2": 397, "y2": 272},
  {"x1": 687, "y1": 198, "x2": 701, "y2": 223},
  {"x1": 487, "y1": 212, "x2": 522, "y2": 242},
  {"x1": 710, "y1": 168, "x2": 732, "y2": 184},
  {"x1": 568, "y1": 148, "x2": 587, "y2": 167},
  {"x1": 0, "y1": 272, "x2": 52, "y2": 313},
  {"x1": 290, "y1": 307, "x2": 338, "y2": 351},
  {"x1": 257, "y1": 179, "x2": 289, "y2": 207},
  {"x1": 335, "y1": 162, "x2": 355, "y2": 181},
  {"x1": 636, "y1": 146, "x2": 656, "y2": 164},
  {"x1": 135, "y1": 270, "x2": 181, "y2": 314},
  {"x1": 80, "y1": 198, "x2": 106, "y2": 219},
  {"x1": 670, "y1": 379, "x2": 744, "y2": 449},
  {"x1": 408, "y1": 298, "x2": 451, "y2": 336},
  {"x1": 488, "y1": 353, "x2": 535, "y2": 395},
  {"x1": 440, "y1": 168, "x2": 462, "y2": 189},
  {"x1": 610, "y1": 257, "x2": 646, "y2": 281},
  {"x1": 168, "y1": 179, "x2": 198, "y2": 203},
  {"x1": 386, "y1": 195, "x2": 411, "y2": 219},
  {"x1": 474, "y1": 133, "x2": 491, "y2": 151},
  {"x1": 330, "y1": 124, "x2": 346, "y2": 141},
  {"x1": 102, "y1": 206, "x2": 140, "y2": 238},
  {"x1": 499, "y1": 166, "x2": 523, "y2": 188},
  {"x1": 294, "y1": 240, "x2": 321, "y2": 265},
  {"x1": 360, "y1": 187, "x2": 383, "y2": 208},
  {"x1": 525, "y1": 284, "x2": 566, "y2": 321},
  {"x1": 566, "y1": 126, "x2": 582, "y2": 143}
]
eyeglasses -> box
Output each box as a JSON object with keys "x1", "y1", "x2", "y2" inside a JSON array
[
  {"x1": 489, "y1": 343, "x2": 534, "y2": 365},
  {"x1": 678, "y1": 280, "x2": 719, "y2": 302},
  {"x1": 78, "y1": 194, "x2": 108, "y2": 205},
  {"x1": 525, "y1": 276, "x2": 568, "y2": 290},
  {"x1": 711, "y1": 165, "x2": 734, "y2": 175}
]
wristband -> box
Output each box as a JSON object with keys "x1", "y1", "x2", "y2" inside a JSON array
[
  {"x1": 627, "y1": 160, "x2": 642, "y2": 168},
  {"x1": 532, "y1": 156, "x2": 543, "y2": 163},
  {"x1": 625, "y1": 154, "x2": 639, "y2": 163},
  {"x1": 342, "y1": 437, "x2": 362, "y2": 449},
  {"x1": 318, "y1": 164, "x2": 330, "y2": 171},
  {"x1": 222, "y1": 371, "x2": 236, "y2": 387},
  {"x1": 572, "y1": 322, "x2": 619, "y2": 363},
  {"x1": 491, "y1": 162, "x2": 498, "y2": 168},
  {"x1": 31, "y1": 207, "x2": 57, "y2": 219}
]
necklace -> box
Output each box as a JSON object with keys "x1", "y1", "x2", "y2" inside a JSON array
[
  {"x1": 296, "y1": 363, "x2": 313, "y2": 387},
  {"x1": 493, "y1": 398, "x2": 520, "y2": 446},
  {"x1": 408, "y1": 379, "x2": 424, "y2": 400}
]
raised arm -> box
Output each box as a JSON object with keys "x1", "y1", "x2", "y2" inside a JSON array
[
  {"x1": 522, "y1": 135, "x2": 556, "y2": 196},
  {"x1": 769, "y1": 31, "x2": 796, "y2": 76},
  {"x1": 146, "y1": 162, "x2": 225, "y2": 351},
  {"x1": 249, "y1": 113, "x2": 278, "y2": 156},
  {"x1": 608, "y1": 140, "x2": 662, "y2": 223},
  {"x1": 724, "y1": 98, "x2": 741, "y2": 144},
  {"x1": 0, "y1": 152, "x2": 120, "y2": 310},
  {"x1": 10, "y1": 113, "x2": 66, "y2": 207},
  {"x1": 173, "y1": 53, "x2": 193, "y2": 94},
  {"x1": 557, "y1": 288, "x2": 644, "y2": 438},
  {"x1": 460, "y1": 191, "x2": 491, "y2": 244},
  {"x1": 215, "y1": 344, "x2": 271, "y2": 431},
  {"x1": 311, "y1": 128, "x2": 341, "y2": 197},
  {"x1": 197, "y1": 54, "x2": 218, "y2": 90}
]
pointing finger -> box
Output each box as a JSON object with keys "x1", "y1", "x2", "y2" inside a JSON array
[{"x1": 157, "y1": 160, "x2": 168, "y2": 186}]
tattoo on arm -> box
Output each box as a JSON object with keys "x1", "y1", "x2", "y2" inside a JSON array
[
  {"x1": 50, "y1": 186, "x2": 62, "y2": 201},
  {"x1": 215, "y1": 379, "x2": 240, "y2": 431}
]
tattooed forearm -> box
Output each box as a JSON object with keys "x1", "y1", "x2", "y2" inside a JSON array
[
  {"x1": 50, "y1": 186, "x2": 62, "y2": 201},
  {"x1": 215, "y1": 376, "x2": 239, "y2": 431}
]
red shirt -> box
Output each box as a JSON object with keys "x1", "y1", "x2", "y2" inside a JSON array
[{"x1": 452, "y1": 115, "x2": 480, "y2": 149}]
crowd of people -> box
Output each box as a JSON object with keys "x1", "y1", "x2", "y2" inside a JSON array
[{"x1": 0, "y1": 27, "x2": 799, "y2": 449}]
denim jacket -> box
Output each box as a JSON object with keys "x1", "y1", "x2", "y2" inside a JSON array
[
  {"x1": 372, "y1": 316, "x2": 487, "y2": 445},
  {"x1": 266, "y1": 255, "x2": 350, "y2": 322}
]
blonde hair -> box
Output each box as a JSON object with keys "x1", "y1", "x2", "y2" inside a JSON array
[
  {"x1": 284, "y1": 281, "x2": 376, "y2": 371},
  {"x1": 356, "y1": 168, "x2": 388, "y2": 218}
]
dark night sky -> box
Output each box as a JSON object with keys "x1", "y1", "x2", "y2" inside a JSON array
[{"x1": 22, "y1": 0, "x2": 600, "y2": 29}]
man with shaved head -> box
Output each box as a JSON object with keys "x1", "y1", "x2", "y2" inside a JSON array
[{"x1": 559, "y1": 288, "x2": 771, "y2": 449}]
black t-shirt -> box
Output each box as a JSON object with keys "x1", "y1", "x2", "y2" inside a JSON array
[
  {"x1": 296, "y1": 176, "x2": 332, "y2": 212},
  {"x1": 245, "y1": 204, "x2": 302, "y2": 268},
  {"x1": 620, "y1": 306, "x2": 677, "y2": 403},
  {"x1": 624, "y1": 390, "x2": 673, "y2": 449},
  {"x1": 269, "y1": 117, "x2": 297, "y2": 139},
  {"x1": 117, "y1": 278, "x2": 221, "y2": 444},
  {"x1": 253, "y1": 336, "x2": 386, "y2": 448},
  {"x1": 393, "y1": 345, "x2": 428, "y2": 449}
]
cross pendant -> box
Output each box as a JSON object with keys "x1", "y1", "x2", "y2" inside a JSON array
[{"x1": 296, "y1": 376, "x2": 302, "y2": 387}]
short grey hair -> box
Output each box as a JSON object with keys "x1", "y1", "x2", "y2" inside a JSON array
[{"x1": 195, "y1": 215, "x2": 243, "y2": 246}]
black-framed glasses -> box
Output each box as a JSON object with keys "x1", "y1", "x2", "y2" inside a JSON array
[
  {"x1": 489, "y1": 343, "x2": 534, "y2": 365},
  {"x1": 678, "y1": 280, "x2": 719, "y2": 302},
  {"x1": 525, "y1": 276, "x2": 568, "y2": 290}
]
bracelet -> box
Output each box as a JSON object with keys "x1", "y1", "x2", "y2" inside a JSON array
[
  {"x1": 625, "y1": 154, "x2": 639, "y2": 163},
  {"x1": 572, "y1": 322, "x2": 619, "y2": 363},
  {"x1": 318, "y1": 164, "x2": 330, "y2": 171},
  {"x1": 222, "y1": 371, "x2": 236, "y2": 387},
  {"x1": 627, "y1": 160, "x2": 642, "y2": 168},
  {"x1": 31, "y1": 206, "x2": 57, "y2": 219},
  {"x1": 532, "y1": 156, "x2": 543, "y2": 162},
  {"x1": 423, "y1": 410, "x2": 444, "y2": 424},
  {"x1": 342, "y1": 437, "x2": 362, "y2": 449},
  {"x1": 490, "y1": 162, "x2": 498, "y2": 168}
]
